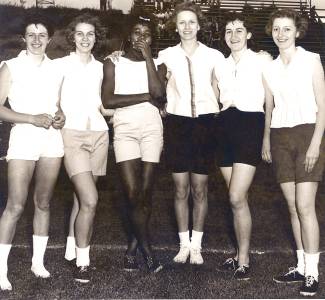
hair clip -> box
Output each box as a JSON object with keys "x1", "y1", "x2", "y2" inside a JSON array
[{"x1": 139, "y1": 16, "x2": 151, "y2": 22}]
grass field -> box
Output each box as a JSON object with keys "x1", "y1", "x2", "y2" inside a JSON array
[{"x1": 0, "y1": 150, "x2": 325, "y2": 299}]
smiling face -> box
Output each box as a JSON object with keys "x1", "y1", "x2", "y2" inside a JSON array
[
  {"x1": 176, "y1": 10, "x2": 200, "y2": 41},
  {"x1": 23, "y1": 23, "x2": 50, "y2": 56},
  {"x1": 224, "y1": 19, "x2": 251, "y2": 53},
  {"x1": 272, "y1": 17, "x2": 299, "y2": 51},
  {"x1": 130, "y1": 23, "x2": 152, "y2": 51},
  {"x1": 74, "y1": 22, "x2": 96, "y2": 54}
]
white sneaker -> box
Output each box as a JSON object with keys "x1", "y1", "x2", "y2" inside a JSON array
[
  {"x1": 0, "y1": 274, "x2": 12, "y2": 291},
  {"x1": 173, "y1": 246, "x2": 190, "y2": 263},
  {"x1": 31, "y1": 264, "x2": 50, "y2": 278},
  {"x1": 190, "y1": 247, "x2": 203, "y2": 265}
]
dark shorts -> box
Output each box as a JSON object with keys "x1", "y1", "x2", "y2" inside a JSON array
[
  {"x1": 164, "y1": 113, "x2": 217, "y2": 175},
  {"x1": 215, "y1": 107, "x2": 265, "y2": 167},
  {"x1": 271, "y1": 124, "x2": 325, "y2": 183}
]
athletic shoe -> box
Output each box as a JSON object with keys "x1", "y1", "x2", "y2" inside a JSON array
[
  {"x1": 123, "y1": 255, "x2": 139, "y2": 272},
  {"x1": 233, "y1": 265, "x2": 250, "y2": 280},
  {"x1": 220, "y1": 257, "x2": 239, "y2": 271},
  {"x1": 173, "y1": 246, "x2": 190, "y2": 264},
  {"x1": 65, "y1": 258, "x2": 76, "y2": 268},
  {"x1": 273, "y1": 267, "x2": 305, "y2": 284},
  {"x1": 145, "y1": 256, "x2": 163, "y2": 273},
  {"x1": 190, "y1": 247, "x2": 204, "y2": 265},
  {"x1": 300, "y1": 276, "x2": 318, "y2": 297},
  {"x1": 74, "y1": 266, "x2": 90, "y2": 283}
]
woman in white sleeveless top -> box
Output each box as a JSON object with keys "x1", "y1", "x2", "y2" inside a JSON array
[
  {"x1": 263, "y1": 9, "x2": 325, "y2": 297},
  {"x1": 102, "y1": 15, "x2": 166, "y2": 273}
]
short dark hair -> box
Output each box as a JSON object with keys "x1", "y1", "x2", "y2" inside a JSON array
[
  {"x1": 65, "y1": 13, "x2": 104, "y2": 49},
  {"x1": 265, "y1": 8, "x2": 308, "y2": 39},
  {"x1": 22, "y1": 12, "x2": 55, "y2": 37},
  {"x1": 167, "y1": 2, "x2": 206, "y2": 31}
]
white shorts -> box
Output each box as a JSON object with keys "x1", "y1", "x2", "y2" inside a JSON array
[
  {"x1": 113, "y1": 105, "x2": 163, "y2": 163},
  {"x1": 6, "y1": 124, "x2": 64, "y2": 161}
]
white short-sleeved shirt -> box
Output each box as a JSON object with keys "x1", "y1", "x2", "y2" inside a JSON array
[
  {"x1": 218, "y1": 49, "x2": 271, "y2": 113},
  {"x1": 3, "y1": 50, "x2": 60, "y2": 116},
  {"x1": 56, "y1": 53, "x2": 108, "y2": 131},
  {"x1": 263, "y1": 47, "x2": 319, "y2": 128},
  {"x1": 158, "y1": 42, "x2": 225, "y2": 118},
  {"x1": 112, "y1": 56, "x2": 159, "y2": 113}
]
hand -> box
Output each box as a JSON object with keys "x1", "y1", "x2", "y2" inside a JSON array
[
  {"x1": 104, "y1": 50, "x2": 125, "y2": 62},
  {"x1": 100, "y1": 105, "x2": 115, "y2": 117},
  {"x1": 52, "y1": 109, "x2": 66, "y2": 129},
  {"x1": 133, "y1": 39, "x2": 152, "y2": 60},
  {"x1": 304, "y1": 142, "x2": 320, "y2": 173},
  {"x1": 30, "y1": 114, "x2": 54, "y2": 129},
  {"x1": 261, "y1": 137, "x2": 272, "y2": 163}
]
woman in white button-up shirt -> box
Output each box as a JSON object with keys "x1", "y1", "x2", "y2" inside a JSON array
[
  {"x1": 263, "y1": 9, "x2": 325, "y2": 296},
  {"x1": 56, "y1": 14, "x2": 111, "y2": 283},
  {"x1": 157, "y1": 2, "x2": 224, "y2": 265}
]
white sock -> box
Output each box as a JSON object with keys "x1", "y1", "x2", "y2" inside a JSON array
[
  {"x1": 31, "y1": 235, "x2": 50, "y2": 278},
  {"x1": 76, "y1": 246, "x2": 90, "y2": 267},
  {"x1": 0, "y1": 244, "x2": 12, "y2": 290},
  {"x1": 304, "y1": 252, "x2": 319, "y2": 281},
  {"x1": 65, "y1": 236, "x2": 76, "y2": 261},
  {"x1": 178, "y1": 231, "x2": 190, "y2": 247},
  {"x1": 191, "y1": 230, "x2": 203, "y2": 249},
  {"x1": 296, "y1": 249, "x2": 305, "y2": 275}
]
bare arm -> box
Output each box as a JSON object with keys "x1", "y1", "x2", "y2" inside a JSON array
[
  {"x1": 304, "y1": 56, "x2": 325, "y2": 172},
  {"x1": 101, "y1": 59, "x2": 151, "y2": 109},
  {"x1": 0, "y1": 63, "x2": 53, "y2": 129},
  {"x1": 261, "y1": 75, "x2": 274, "y2": 163}
]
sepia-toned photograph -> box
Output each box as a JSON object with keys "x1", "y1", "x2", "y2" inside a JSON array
[{"x1": 0, "y1": 0, "x2": 325, "y2": 298}]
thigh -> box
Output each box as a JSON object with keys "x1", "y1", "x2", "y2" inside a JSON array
[
  {"x1": 228, "y1": 163, "x2": 256, "y2": 196},
  {"x1": 71, "y1": 171, "x2": 98, "y2": 203},
  {"x1": 172, "y1": 172, "x2": 190, "y2": 191},
  {"x1": 117, "y1": 159, "x2": 142, "y2": 192}
]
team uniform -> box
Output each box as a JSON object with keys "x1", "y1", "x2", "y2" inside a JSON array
[
  {"x1": 216, "y1": 49, "x2": 269, "y2": 167},
  {"x1": 263, "y1": 46, "x2": 325, "y2": 183},
  {"x1": 158, "y1": 42, "x2": 225, "y2": 174},
  {"x1": 111, "y1": 57, "x2": 163, "y2": 163},
  {"x1": 2, "y1": 50, "x2": 64, "y2": 161},
  {"x1": 55, "y1": 53, "x2": 109, "y2": 178}
]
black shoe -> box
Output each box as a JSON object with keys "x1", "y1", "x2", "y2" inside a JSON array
[
  {"x1": 65, "y1": 258, "x2": 76, "y2": 268},
  {"x1": 273, "y1": 267, "x2": 305, "y2": 284},
  {"x1": 145, "y1": 256, "x2": 163, "y2": 273},
  {"x1": 300, "y1": 276, "x2": 318, "y2": 296},
  {"x1": 74, "y1": 266, "x2": 90, "y2": 283},
  {"x1": 220, "y1": 257, "x2": 238, "y2": 271},
  {"x1": 233, "y1": 265, "x2": 250, "y2": 280},
  {"x1": 124, "y1": 255, "x2": 139, "y2": 272}
]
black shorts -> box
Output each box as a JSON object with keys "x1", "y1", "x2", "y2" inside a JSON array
[
  {"x1": 164, "y1": 113, "x2": 217, "y2": 175},
  {"x1": 215, "y1": 107, "x2": 265, "y2": 167}
]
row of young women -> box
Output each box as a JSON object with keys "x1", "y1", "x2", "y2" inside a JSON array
[{"x1": 0, "y1": 2, "x2": 324, "y2": 297}]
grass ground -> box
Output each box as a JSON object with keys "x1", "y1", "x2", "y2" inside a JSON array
[{"x1": 0, "y1": 151, "x2": 325, "y2": 299}]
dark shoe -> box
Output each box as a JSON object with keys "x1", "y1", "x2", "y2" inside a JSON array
[
  {"x1": 233, "y1": 265, "x2": 250, "y2": 281},
  {"x1": 74, "y1": 266, "x2": 90, "y2": 283},
  {"x1": 300, "y1": 276, "x2": 318, "y2": 296},
  {"x1": 220, "y1": 257, "x2": 238, "y2": 271},
  {"x1": 145, "y1": 256, "x2": 163, "y2": 273},
  {"x1": 273, "y1": 267, "x2": 305, "y2": 284},
  {"x1": 124, "y1": 255, "x2": 139, "y2": 272},
  {"x1": 65, "y1": 258, "x2": 76, "y2": 268}
]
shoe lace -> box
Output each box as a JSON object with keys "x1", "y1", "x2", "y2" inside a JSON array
[
  {"x1": 286, "y1": 267, "x2": 297, "y2": 274},
  {"x1": 224, "y1": 258, "x2": 236, "y2": 266},
  {"x1": 79, "y1": 266, "x2": 88, "y2": 273},
  {"x1": 305, "y1": 276, "x2": 315, "y2": 287},
  {"x1": 234, "y1": 265, "x2": 248, "y2": 274},
  {"x1": 126, "y1": 255, "x2": 135, "y2": 264}
]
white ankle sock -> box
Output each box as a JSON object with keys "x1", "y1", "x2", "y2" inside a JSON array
[
  {"x1": 32, "y1": 235, "x2": 48, "y2": 267},
  {"x1": 304, "y1": 252, "x2": 319, "y2": 281},
  {"x1": 76, "y1": 246, "x2": 90, "y2": 267},
  {"x1": 191, "y1": 230, "x2": 203, "y2": 249},
  {"x1": 296, "y1": 249, "x2": 305, "y2": 275},
  {"x1": 178, "y1": 231, "x2": 190, "y2": 247},
  {"x1": 0, "y1": 244, "x2": 11, "y2": 275},
  {"x1": 65, "y1": 236, "x2": 76, "y2": 261}
]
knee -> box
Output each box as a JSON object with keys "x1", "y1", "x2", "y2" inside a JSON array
[
  {"x1": 287, "y1": 201, "x2": 298, "y2": 216},
  {"x1": 80, "y1": 194, "x2": 98, "y2": 213},
  {"x1": 296, "y1": 201, "x2": 315, "y2": 219},
  {"x1": 35, "y1": 198, "x2": 50, "y2": 213},
  {"x1": 5, "y1": 202, "x2": 25, "y2": 220},
  {"x1": 174, "y1": 185, "x2": 190, "y2": 202},
  {"x1": 229, "y1": 191, "x2": 247, "y2": 210},
  {"x1": 191, "y1": 185, "x2": 207, "y2": 204}
]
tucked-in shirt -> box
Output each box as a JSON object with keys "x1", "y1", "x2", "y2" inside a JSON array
[
  {"x1": 56, "y1": 53, "x2": 108, "y2": 131},
  {"x1": 112, "y1": 56, "x2": 159, "y2": 112},
  {"x1": 218, "y1": 49, "x2": 271, "y2": 113},
  {"x1": 263, "y1": 47, "x2": 319, "y2": 128},
  {"x1": 2, "y1": 50, "x2": 60, "y2": 116},
  {"x1": 158, "y1": 42, "x2": 225, "y2": 117}
]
